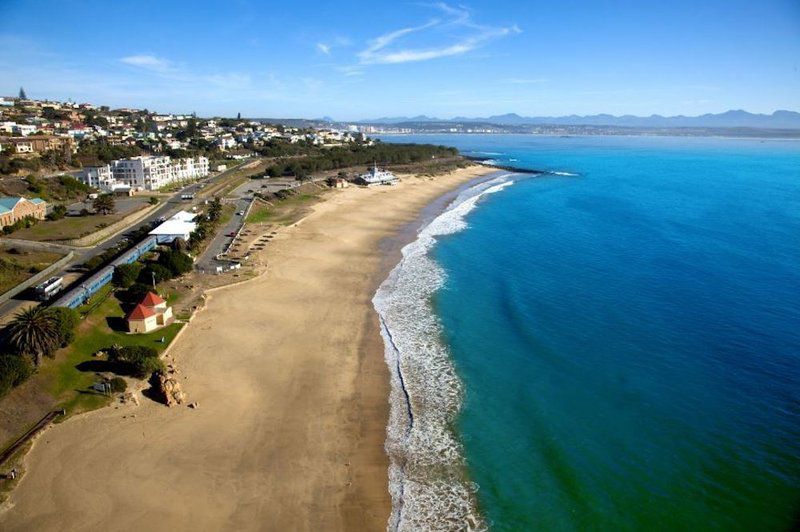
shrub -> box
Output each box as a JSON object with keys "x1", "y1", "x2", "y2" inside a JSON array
[
  {"x1": 58, "y1": 175, "x2": 89, "y2": 194},
  {"x1": 25, "y1": 175, "x2": 43, "y2": 194},
  {"x1": 108, "y1": 376, "x2": 127, "y2": 393},
  {"x1": 108, "y1": 345, "x2": 162, "y2": 378},
  {"x1": 0, "y1": 355, "x2": 34, "y2": 397},
  {"x1": 148, "y1": 196, "x2": 159, "y2": 205},
  {"x1": 113, "y1": 262, "x2": 143, "y2": 288},
  {"x1": 158, "y1": 249, "x2": 193, "y2": 277},
  {"x1": 134, "y1": 356, "x2": 164, "y2": 378},
  {"x1": 50, "y1": 307, "x2": 80, "y2": 347},
  {"x1": 47, "y1": 204, "x2": 67, "y2": 221}
]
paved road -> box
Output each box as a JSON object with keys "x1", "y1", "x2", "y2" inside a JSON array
[
  {"x1": 194, "y1": 179, "x2": 256, "y2": 272},
  {"x1": 0, "y1": 160, "x2": 253, "y2": 320}
]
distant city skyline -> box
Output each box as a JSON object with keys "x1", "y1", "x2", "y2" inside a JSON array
[{"x1": 1, "y1": 0, "x2": 798, "y2": 120}]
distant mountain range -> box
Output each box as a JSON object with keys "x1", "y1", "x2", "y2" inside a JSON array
[{"x1": 360, "y1": 110, "x2": 800, "y2": 129}]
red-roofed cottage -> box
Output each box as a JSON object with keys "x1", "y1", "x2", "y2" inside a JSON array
[{"x1": 126, "y1": 292, "x2": 173, "y2": 333}]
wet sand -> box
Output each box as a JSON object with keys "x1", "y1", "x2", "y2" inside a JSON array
[{"x1": 0, "y1": 165, "x2": 494, "y2": 532}]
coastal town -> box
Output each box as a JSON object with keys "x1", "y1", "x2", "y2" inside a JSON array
[{"x1": 0, "y1": 89, "x2": 471, "y2": 495}]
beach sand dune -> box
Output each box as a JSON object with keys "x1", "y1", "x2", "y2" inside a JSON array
[{"x1": 0, "y1": 166, "x2": 492, "y2": 532}]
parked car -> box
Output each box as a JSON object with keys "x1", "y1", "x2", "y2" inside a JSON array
[{"x1": 236, "y1": 211, "x2": 244, "y2": 216}]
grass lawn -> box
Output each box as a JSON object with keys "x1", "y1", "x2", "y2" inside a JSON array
[
  {"x1": 246, "y1": 193, "x2": 320, "y2": 225},
  {"x1": 38, "y1": 287, "x2": 183, "y2": 416},
  {"x1": 10, "y1": 208, "x2": 145, "y2": 242},
  {"x1": 0, "y1": 248, "x2": 64, "y2": 294}
]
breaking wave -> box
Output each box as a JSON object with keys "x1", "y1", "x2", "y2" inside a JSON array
[
  {"x1": 549, "y1": 170, "x2": 579, "y2": 176},
  {"x1": 374, "y1": 175, "x2": 515, "y2": 531}
]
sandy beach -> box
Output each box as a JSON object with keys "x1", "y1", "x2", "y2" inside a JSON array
[{"x1": 0, "y1": 165, "x2": 494, "y2": 532}]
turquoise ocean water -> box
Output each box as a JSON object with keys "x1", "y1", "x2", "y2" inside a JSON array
[{"x1": 378, "y1": 135, "x2": 800, "y2": 530}]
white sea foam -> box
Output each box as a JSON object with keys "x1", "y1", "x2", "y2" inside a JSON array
[
  {"x1": 550, "y1": 170, "x2": 579, "y2": 176},
  {"x1": 374, "y1": 175, "x2": 514, "y2": 531}
]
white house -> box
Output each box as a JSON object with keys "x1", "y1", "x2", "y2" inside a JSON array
[
  {"x1": 215, "y1": 135, "x2": 237, "y2": 150},
  {"x1": 80, "y1": 165, "x2": 115, "y2": 191},
  {"x1": 12, "y1": 124, "x2": 37, "y2": 136},
  {"x1": 149, "y1": 211, "x2": 197, "y2": 243}
]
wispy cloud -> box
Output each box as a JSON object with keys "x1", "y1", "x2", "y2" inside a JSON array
[
  {"x1": 119, "y1": 53, "x2": 255, "y2": 92},
  {"x1": 316, "y1": 36, "x2": 351, "y2": 56},
  {"x1": 356, "y1": 3, "x2": 519, "y2": 65},
  {"x1": 120, "y1": 54, "x2": 173, "y2": 72}
]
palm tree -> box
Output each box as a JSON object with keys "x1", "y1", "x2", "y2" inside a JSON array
[{"x1": 7, "y1": 307, "x2": 59, "y2": 366}]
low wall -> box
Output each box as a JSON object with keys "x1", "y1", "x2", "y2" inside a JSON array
[
  {"x1": 64, "y1": 204, "x2": 158, "y2": 247},
  {"x1": 0, "y1": 251, "x2": 74, "y2": 304}
]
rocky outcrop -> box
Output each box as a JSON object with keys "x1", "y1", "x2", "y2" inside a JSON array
[{"x1": 155, "y1": 371, "x2": 186, "y2": 407}]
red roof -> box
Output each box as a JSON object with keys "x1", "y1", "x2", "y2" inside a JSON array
[
  {"x1": 140, "y1": 292, "x2": 166, "y2": 307},
  {"x1": 127, "y1": 303, "x2": 155, "y2": 321}
]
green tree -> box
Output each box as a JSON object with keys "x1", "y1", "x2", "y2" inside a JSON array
[
  {"x1": 158, "y1": 250, "x2": 193, "y2": 276},
  {"x1": 47, "y1": 204, "x2": 67, "y2": 221},
  {"x1": 139, "y1": 263, "x2": 173, "y2": 285},
  {"x1": 208, "y1": 197, "x2": 222, "y2": 221},
  {"x1": 6, "y1": 307, "x2": 59, "y2": 366},
  {"x1": 122, "y1": 283, "x2": 153, "y2": 304},
  {"x1": 50, "y1": 307, "x2": 80, "y2": 347},
  {"x1": 186, "y1": 118, "x2": 198, "y2": 138},
  {"x1": 93, "y1": 194, "x2": 116, "y2": 215},
  {"x1": 148, "y1": 196, "x2": 159, "y2": 205},
  {"x1": 113, "y1": 262, "x2": 144, "y2": 288}
]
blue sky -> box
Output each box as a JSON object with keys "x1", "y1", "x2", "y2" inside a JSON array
[{"x1": 1, "y1": 0, "x2": 798, "y2": 120}]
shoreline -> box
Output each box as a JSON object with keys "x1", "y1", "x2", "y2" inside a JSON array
[
  {"x1": 0, "y1": 164, "x2": 496, "y2": 531},
  {"x1": 373, "y1": 175, "x2": 516, "y2": 530}
]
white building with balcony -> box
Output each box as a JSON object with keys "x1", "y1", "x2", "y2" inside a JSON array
[
  {"x1": 113, "y1": 155, "x2": 209, "y2": 190},
  {"x1": 80, "y1": 165, "x2": 116, "y2": 191},
  {"x1": 80, "y1": 155, "x2": 209, "y2": 192}
]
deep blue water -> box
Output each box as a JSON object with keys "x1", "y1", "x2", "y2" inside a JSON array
[{"x1": 387, "y1": 135, "x2": 800, "y2": 530}]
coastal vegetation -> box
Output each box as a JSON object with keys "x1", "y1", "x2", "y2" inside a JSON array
[
  {"x1": 258, "y1": 141, "x2": 458, "y2": 179},
  {"x1": 247, "y1": 189, "x2": 321, "y2": 226},
  {"x1": 0, "y1": 174, "x2": 89, "y2": 203}
]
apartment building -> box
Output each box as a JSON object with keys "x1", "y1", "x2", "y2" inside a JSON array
[
  {"x1": 80, "y1": 155, "x2": 209, "y2": 191},
  {"x1": 80, "y1": 164, "x2": 116, "y2": 191}
]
